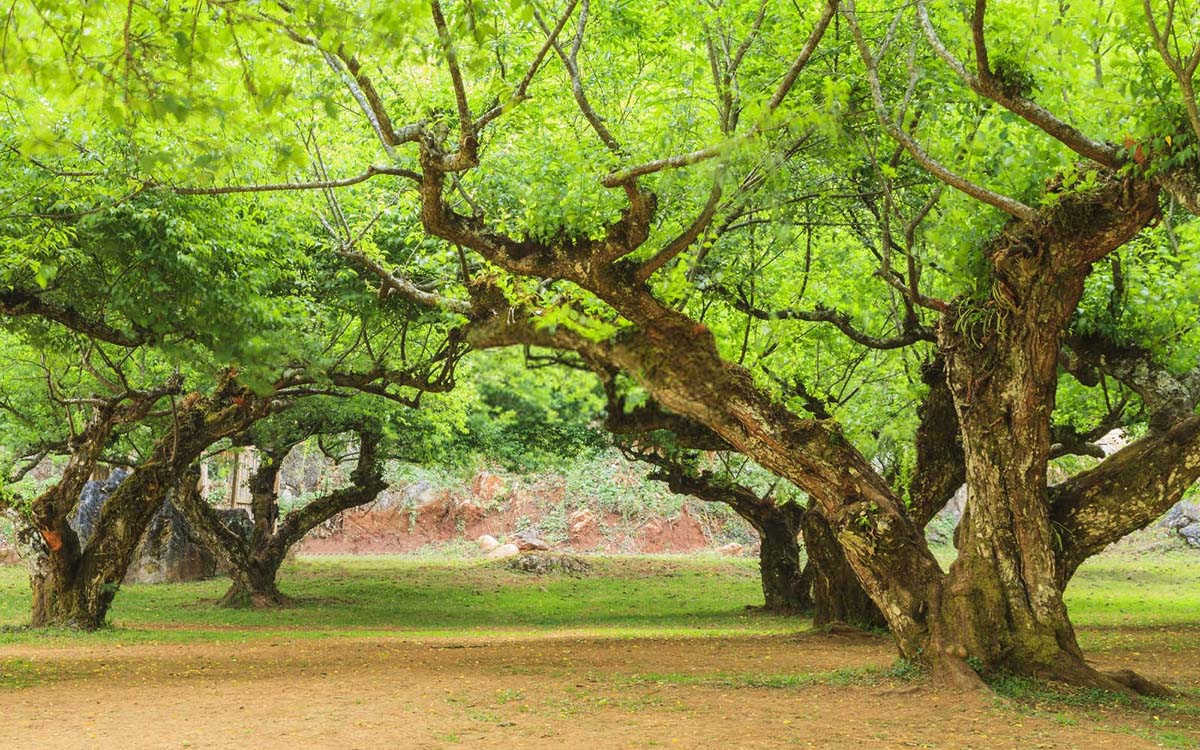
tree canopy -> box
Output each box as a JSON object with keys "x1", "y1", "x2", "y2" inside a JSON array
[{"x1": 1, "y1": 0, "x2": 1199, "y2": 694}]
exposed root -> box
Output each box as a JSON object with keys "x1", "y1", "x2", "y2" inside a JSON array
[
  {"x1": 217, "y1": 585, "x2": 294, "y2": 609},
  {"x1": 1019, "y1": 655, "x2": 1174, "y2": 699},
  {"x1": 1104, "y1": 668, "x2": 1176, "y2": 699},
  {"x1": 932, "y1": 656, "x2": 989, "y2": 693}
]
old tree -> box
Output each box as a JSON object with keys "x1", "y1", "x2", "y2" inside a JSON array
[{"x1": 3, "y1": 0, "x2": 1200, "y2": 692}]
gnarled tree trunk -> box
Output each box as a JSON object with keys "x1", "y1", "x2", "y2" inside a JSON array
[
  {"x1": 178, "y1": 429, "x2": 386, "y2": 608},
  {"x1": 800, "y1": 508, "x2": 886, "y2": 629},
  {"x1": 22, "y1": 376, "x2": 267, "y2": 630},
  {"x1": 926, "y1": 177, "x2": 1163, "y2": 685},
  {"x1": 756, "y1": 505, "x2": 809, "y2": 613}
]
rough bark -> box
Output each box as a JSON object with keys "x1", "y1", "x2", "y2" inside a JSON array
[
  {"x1": 930, "y1": 175, "x2": 1161, "y2": 683},
  {"x1": 177, "y1": 430, "x2": 386, "y2": 608},
  {"x1": 909, "y1": 357, "x2": 965, "y2": 527},
  {"x1": 1052, "y1": 415, "x2": 1200, "y2": 583},
  {"x1": 801, "y1": 508, "x2": 887, "y2": 629},
  {"x1": 25, "y1": 376, "x2": 269, "y2": 629}
]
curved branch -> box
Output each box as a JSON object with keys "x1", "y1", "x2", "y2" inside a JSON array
[
  {"x1": 0, "y1": 289, "x2": 148, "y2": 347},
  {"x1": 915, "y1": 0, "x2": 1124, "y2": 168},
  {"x1": 843, "y1": 0, "x2": 1037, "y2": 221},
  {"x1": 169, "y1": 165, "x2": 419, "y2": 195},
  {"x1": 1052, "y1": 415, "x2": 1200, "y2": 583},
  {"x1": 723, "y1": 288, "x2": 934, "y2": 350}
]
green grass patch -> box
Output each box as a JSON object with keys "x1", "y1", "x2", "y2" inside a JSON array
[
  {"x1": 620, "y1": 660, "x2": 922, "y2": 691},
  {"x1": 0, "y1": 555, "x2": 804, "y2": 646}
]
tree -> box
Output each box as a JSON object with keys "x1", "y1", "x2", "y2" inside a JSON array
[
  {"x1": 0, "y1": 151, "x2": 467, "y2": 628},
  {"x1": 3, "y1": 0, "x2": 1199, "y2": 693},
  {"x1": 175, "y1": 392, "x2": 469, "y2": 607}
]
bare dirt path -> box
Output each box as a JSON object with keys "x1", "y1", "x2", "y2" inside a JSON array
[{"x1": 3, "y1": 631, "x2": 1194, "y2": 749}]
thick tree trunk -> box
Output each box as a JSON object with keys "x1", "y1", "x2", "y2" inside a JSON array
[
  {"x1": 934, "y1": 325, "x2": 1081, "y2": 678},
  {"x1": 801, "y1": 509, "x2": 886, "y2": 629},
  {"x1": 927, "y1": 177, "x2": 1161, "y2": 685},
  {"x1": 219, "y1": 556, "x2": 289, "y2": 608},
  {"x1": 27, "y1": 566, "x2": 104, "y2": 629},
  {"x1": 757, "y1": 508, "x2": 809, "y2": 613}
]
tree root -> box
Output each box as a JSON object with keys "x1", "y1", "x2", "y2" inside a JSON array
[
  {"x1": 217, "y1": 585, "x2": 294, "y2": 609},
  {"x1": 1032, "y1": 657, "x2": 1175, "y2": 699},
  {"x1": 932, "y1": 656, "x2": 990, "y2": 693},
  {"x1": 933, "y1": 652, "x2": 1174, "y2": 699},
  {"x1": 1103, "y1": 668, "x2": 1176, "y2": 699}
]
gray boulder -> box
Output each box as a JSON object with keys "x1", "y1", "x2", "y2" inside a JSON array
[
  {"x1": 1179, "y1": 522, "x2": 1200, "y2": 549},
  {"x1": 71, "y1": 470, "x2": 252, "y2": 583},
  {"x1": 124, "y1": 498, "x2": 218, "y2": 584},
  {"x1": 1161, "y1": 501, "x2": 1200, "y2": 530},
  {"x1": 69, "y1": 468, "x2": 129, "y2": 544}
]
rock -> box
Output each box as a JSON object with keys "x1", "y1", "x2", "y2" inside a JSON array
[
  {"x1": 568, "y1": 509, "x2": 596, "y2": 537},
  {"x1": 512, "y1": 529, "x2": 551, "y2": 551},
  {"x1": 476, "y1": 534, "x2": 500, "y2": 552},
  {"x1": 471, "y1": 471, "x2": 506, "y2": 503},
  {"x1": 567, "y1": 508, "x2": 602, "y2": 549},
  {"x1": 399, "y1": 480, "x2": 436, "y2": 507},
  {"x1": 71, "y1": 470, "x2": 251, "y2": 584},
  {"x1": 486, "y1": 543, "x2": 520, "y2": 559},
  {"x1": 124, "y1": 498, "x2": 219, "y2": 584},
  {"x1": 69, "y1": 468, "x2": 129, "y2": 543},
  {"x1": 717, "y1": 542, "x2": 743, "y2": 556},
  {"x1": 215, "y1": 508, "x2": 254, "y2": 546},
  {"x1": 506, "y1": 552, "x2": 591, "y2": 576},
  {"x1": 457, "y1": 501, "x2": 487, "y2": 527},
  {"x1": 1161, "y1": 501, "x2": 1200, "y2": 530},
  {"x1": 636, "y1": 506, "x2": 708, "y2": 553},
  {"x1": 1179, "y1": 522, "x2": 1200, "y2": 549}
]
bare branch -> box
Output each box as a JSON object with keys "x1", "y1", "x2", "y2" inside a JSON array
[
  {"x1": 431, "y1": 0, "x2": 474, "y2": 144},
  {"x1": 533, "y1": 0, "x2": 622, "y2": 155},
  {"x1": 0, "y1": 289, "x2": 147, "y2": 347},
  {"x1": 634, "y1": 178, "x2": 722, "y2": 283},
  {"x1": 474, "y1": 0, "x2": 580, "y2": 132},
  {"x1": 168, "y1": 165, "x2": 418, "y2": 195},
  {"x1": 721, "y1": 285, "x2": 935, "y2": 350},
  {"x1": 602, "y1": 0, "x2": 836, "y2": 186},
  {"x1": 1142, "y1": 0, "x2": 1200, "y2": 145}
]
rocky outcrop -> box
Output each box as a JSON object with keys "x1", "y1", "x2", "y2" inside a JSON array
[
  {"x1": 1161, "y1": 501, "x2": 1200, "y2": 548},
  {"x1": 70, "y1": 470, "x2": 251, "y2": 584},
  {"x1": 505, "y1": 552, "x2": 591, "y2": 576}
]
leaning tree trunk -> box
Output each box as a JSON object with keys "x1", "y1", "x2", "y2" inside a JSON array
[
  {"x1": 22, "y1": 467, "x2": 173, "y2": 629},
  {"x1": 800, "y1": 508, "x2": 886, "y2": 629}
]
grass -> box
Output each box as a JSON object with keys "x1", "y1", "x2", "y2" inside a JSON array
[
  {"x1": 1, "y1": 550, "x2": 1200, "y2": 746},
  {"x1": 0, "y1": 554, "x2": 804, "y2": 646},
  {"x1": 619, "y1": 660, "x2": 924, "y2": 691},
  {"x1": 0, "y1": 548, "x2": 1196, "y2": 647}
]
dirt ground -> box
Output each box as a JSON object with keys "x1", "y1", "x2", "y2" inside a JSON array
[{"x1": 3, "y1": 629, "x2": 1197, "y2": 749}]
